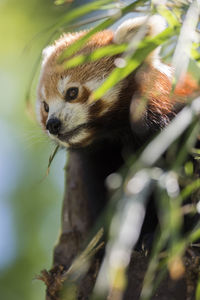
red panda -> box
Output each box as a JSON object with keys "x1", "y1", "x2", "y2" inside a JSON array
[
  {"x1": 36, "y1": 16, "x2": 200, "y2": 279},
  {"x1": 36, "y1": 15, "x2": 198, "y2": 150}
]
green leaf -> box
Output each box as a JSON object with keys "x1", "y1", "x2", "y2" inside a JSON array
[
  {"x1": 63, "y1": 43, "x2": 128, "y2": 68},
  {"x1": 180, "y1": 178, "x2": 200, "y2": 202},
  {"x1": 58, "y1": 0, "x2": 149, "y2": 62},
  {"x1": 184, "y1": 161, "x2": 194, "y2": 176},
  {"x1": 191, "y1": 47, "x2": 200, "y2": 64},
  {"x1": 46, "y1": 145, "x2": 59, "y2": 176},
  {"x1": 56, "y1": 0, "x2": 115, "y2": 28},
  {"x1": 54, "y1": 0, "x2": 69, "y2": 5},
  {"x1": 188, "y1": 228, "x2": 200, "y2": 244},
  {"x1": 157, "y1": 5, "x2": 180, "y2": 27},
  {"x1": 93, "y1": 25, "x2": 180, "y2": 101}
]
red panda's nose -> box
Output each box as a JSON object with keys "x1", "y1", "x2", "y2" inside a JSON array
[{"x1": 46, "y1": 118, "x2": 61, "y2": 135}]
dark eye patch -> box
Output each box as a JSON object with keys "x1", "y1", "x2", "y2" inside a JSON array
[
  {"x1": 65, "y1": 87, "x2": 79, "y2": 101},
  {"x1": 43, "y1": 101, "x2": 49, "y2": 113}
]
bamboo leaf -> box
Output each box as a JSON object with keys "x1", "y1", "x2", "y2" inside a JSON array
[
  {"x1": 157, "y1": 5, "x2": 180, "y2": 27},
  {"x1": 172, "y1": 0, "x2": 200, "y2": 82},
  {"x1": 62, "y1": 228, "x2": 104, "y2": 279},
  {"x1": 92, "y1": 25, "x2": 180, "y2": 101},
  {"x1": 58, "y1": 0, "x2": 149, "y2": 62},
  {"x1": 63, "y1": 43, "x2": 128, "y2": 68},
  {"x1": 190, "y1": 44, "x2": 200, "y2": 67},
  {"x1": 180, "y1": 178, "x2": 200, "y2": 202},
  {"x1": 56, "y1": 0, "x2": 115, "y2": 28},
  {"x1": 46, "y1": 145, "x2": 59, "y2": 176},
  {"x1": 188, "y1": 228, "x2": 200, "y2": 244},
  {"x1": 55, "y1": 0, "x2": 73, "y2": 5}
]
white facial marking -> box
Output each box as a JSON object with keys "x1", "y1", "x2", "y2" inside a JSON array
[
  {"x1": 41, "y1": 85, "x2": 47, "y2": 99},
  {"x1": 46, "y1": 96, "x2": 88, "y2": 133},
  {"x1": 69, "y1": 129, "x2": 89, "y2": 144},
  {"x1": 47, "y1": 132, "x2": 69, "y2": 147},
  {"x1": 57, "y1": 76, "x2": 71, "y2": 96},
  {"x1": 49, "y1": 127, "x2": 89, "y2": 147},
  {"x1": 85, "y1": 79, "x2": 105, "y2": 91},
  {"x1": 61, "y1": 102, "x2": 88, "y2": 131},
  {"x1": 48, "y1": 98, "x2": 64, "y2": 118}
]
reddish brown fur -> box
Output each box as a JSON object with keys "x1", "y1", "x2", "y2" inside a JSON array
[
  {"x1": 134, "y1": 65, "x2": 198, "y2": 119},
  {"x1": 174, "y1": 74, "x2": 199, "y2": 97}
]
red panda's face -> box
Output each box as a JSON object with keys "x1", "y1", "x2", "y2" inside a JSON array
[
  {"x1": 36, "y1": 16, "x2": 171, "y2": 148},
  {"x1": 36, "y1": 31, "x2": 125, "y2": 148}
]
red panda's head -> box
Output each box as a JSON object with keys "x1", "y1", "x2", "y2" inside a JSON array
[{"x1": 37, "y1": 16, "x2": 171, "y2": 148}]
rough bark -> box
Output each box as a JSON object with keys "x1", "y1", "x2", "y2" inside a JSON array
[{"x1": 44, "y1": 145, "x2": 111, "y2": 300}]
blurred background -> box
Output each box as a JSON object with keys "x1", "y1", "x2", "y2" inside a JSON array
[{"x1": 0, "y1": 1, "x2": 68, "y2": 299}]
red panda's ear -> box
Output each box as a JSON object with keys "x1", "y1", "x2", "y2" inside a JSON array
[
  {"x1": 42, "y1": 45, "x2": 55, "y2": 65},
  {"x1": 113, "y1": 15, "x2": 166, "y2": 62},
  {"x1": 114, "y1": 15, "x2": 166, "y2": 44}
]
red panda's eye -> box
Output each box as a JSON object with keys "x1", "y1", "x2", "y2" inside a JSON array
[
  {"x1": 65, "y1": 87, "x2": 79, "y2": 101},
  {"x1": 43, "y1": 101, "x2": 49, "y2": 113}
]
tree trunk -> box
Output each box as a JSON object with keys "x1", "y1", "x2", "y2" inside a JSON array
[{"x1": 41, "y1": 149, "x2": 200, "y2": 300}]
